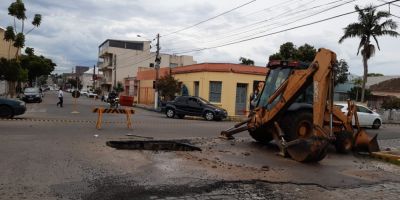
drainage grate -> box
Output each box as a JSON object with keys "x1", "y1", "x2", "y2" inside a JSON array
[{"x1": 106, "y1": 140, "x2": 202, "y2": 151}]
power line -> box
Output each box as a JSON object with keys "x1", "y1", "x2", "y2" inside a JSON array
[
  {"x1": 161, "y1": 0, "x2": 257, "y2": 37},
  {"x1": 168, "y1": 0, "x2": 355, "y2": 53},
  {"x1": 173, "y1": 0, "x2": 400, "y2": 54},
  {"x1": 165, "y1": 0, "x2": 348, "y2": 52}
]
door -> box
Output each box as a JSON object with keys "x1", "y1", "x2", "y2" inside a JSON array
[
  {"x1": 235, "y1": 83, "x2": 248, "y2": 115},
  {"x1": 356, "y1": 105, "x2": 374, "y2": 126},
  {"x1": 187, "y1": 97, "x2": 203, "y2": 116},
  {"x1": 194, "y1": 81, "x2": 199, "y2": 97}
]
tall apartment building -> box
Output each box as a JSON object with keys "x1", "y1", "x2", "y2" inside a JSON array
[{"x1": 97, "y1": 39, "x2": 196, "y2": 92}]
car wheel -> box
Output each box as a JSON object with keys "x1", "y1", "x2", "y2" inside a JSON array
[
  {"x1": 0, "y1": 105, "x2": 14, "y2": 118},
  {"x1": 204, "y1": 111, "x2": 214, "y2": 121},
  {"x1": 177, "y1": 114, "x2": 185, "y2": 119},
  {"x1": 166, "y1": 108, "x2": 175, "y2": 118},
  {"x1": 372, "y1": 119, "x2": 381, "y2": 129}
]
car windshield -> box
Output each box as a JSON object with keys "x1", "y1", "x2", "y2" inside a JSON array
[{"x1": 24, "y1": 88, "x2": 39, "y2": 93}]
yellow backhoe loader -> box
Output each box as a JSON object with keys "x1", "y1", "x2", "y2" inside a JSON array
[{"x1": 220, "y1": 48, "x2": 379, "y2": 162}]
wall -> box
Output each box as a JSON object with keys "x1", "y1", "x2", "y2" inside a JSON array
[
  {"x1": 174, "y1": 71, "x2": 265, "y2": 116},
  {"x1": 0, "y1": 28, "x2": 19, "y2": 59},
  {"x1": 378, "y1": 110, "x2": 400, "y2": 124}
]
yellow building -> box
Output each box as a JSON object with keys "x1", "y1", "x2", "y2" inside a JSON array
[
  {"x1": 0, "y1": 26, "x2": 19, "y2": 59},
  {"x1": 136, "y1": 63, "x2": 268, "y2": 116}
]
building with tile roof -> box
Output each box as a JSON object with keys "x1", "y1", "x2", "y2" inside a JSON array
[{"x1": 135, "y1": 63, "x2": 268, "y2": 116}]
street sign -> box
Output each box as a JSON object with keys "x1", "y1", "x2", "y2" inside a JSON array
[{"x1": 72, "y1": 90, "x2": 81, "y2": 98}]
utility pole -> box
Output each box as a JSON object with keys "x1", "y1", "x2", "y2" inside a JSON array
[
  {"x1": 93, "y1": 64, "x2": 96, "y2": 90},
  {"x1": 113, "y1": 54, "x2": 117, "y2": 90},
  {"x1": 154, "y1": 33, "x2": 161, "y2": 110}
]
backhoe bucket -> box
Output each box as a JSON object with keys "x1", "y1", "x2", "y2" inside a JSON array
[
  {"x1": 353, "y1": 130, "x2": 380, "y2": 153},
  {"x1": 286, "y1": 137, "x2": 329, "y2": 162}
]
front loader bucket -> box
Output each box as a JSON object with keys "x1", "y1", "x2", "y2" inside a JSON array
[
  {"x1": 286, "y1": 137, "x2": 329, "y2": 162},
  {"x1": 353, "y1": 130, "x2": 380, "y2": 153}
]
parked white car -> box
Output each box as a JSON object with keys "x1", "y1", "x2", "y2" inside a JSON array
[
  {"x1": 87, "y1": 91, "x2": 98, "y2": 98},
  {"x1": 80, "y1": 90, "x2": 88, "y2": 96},
  {"x1": 335, "y1": 103, "x2": 382, "y2": 129}
]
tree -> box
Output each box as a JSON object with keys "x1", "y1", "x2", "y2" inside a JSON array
[
  {"x1": 339, "y1": 5, "x2": 399, "y2": 102},
  {"x1": 268, "y1": 53, "x2": 282, "y2": 61},
  {"x1": 368, "y1": 73, "x2": 384, "y2": 77},
  {"x1": 268, "y1": 42, "x2": 316, "y2": 62},
  {"x1": 381, "y1": 96, "x2": 400, "y2": 109},
  {"x1": 156, "y1": 74, "x2": 180, "y2": 101},
  {"x1": 3, "y1": 0, "x2": 42, "y2": 97},
  {"x1": 67, "y1": 78, "x2": 82, "y2": 90},
  {"x1": 297, "y1": 43, "x2": 316, "y2": 62},
  {"x1": 19, "y1": 50, "x2": 56, "y2": 85},
  {"x1": 279, "y1": 42, "x2": 297, "y2": 60},
  {"x1": 334, "y1": 59, "x2": 349, "y2": 85},
  {"x1": 239, "y1": 57, "x2": 255, "y2": 65},
  {"x1": 113, "y1": 82, "x2": 124, "y2": 93},
  {"x1": 6, "y1": 0, "x2": 42, "y2": 60},
  {"x1": 348, "y1": 86, "x2": 371, "y2": 102}
]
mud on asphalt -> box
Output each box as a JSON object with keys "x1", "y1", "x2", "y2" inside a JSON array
[{"x1": 63, "y1": 137, "x2": 400, "y2": 200}]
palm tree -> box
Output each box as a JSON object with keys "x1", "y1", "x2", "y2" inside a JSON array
[{"x1": 338, "y1": 5, "x2": 399, "y2": 102}]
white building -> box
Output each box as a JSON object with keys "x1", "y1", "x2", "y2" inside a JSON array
[{"x1": 97, "y1": 38, "x2": 196, "y2": 92}]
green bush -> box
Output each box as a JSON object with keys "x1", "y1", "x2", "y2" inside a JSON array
[{"x1": 381, "y1": 96, "x2": 400, "y2": 109}]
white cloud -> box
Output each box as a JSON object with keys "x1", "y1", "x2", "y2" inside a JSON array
[{"x1": 0, "y1": 0, "x2": 399, "y2": 75}]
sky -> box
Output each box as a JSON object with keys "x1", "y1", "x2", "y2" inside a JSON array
[{"x1": 0, "y1": 0, "x2": 399, "y2": 75}]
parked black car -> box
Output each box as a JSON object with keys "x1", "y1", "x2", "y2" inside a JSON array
[
  {"x1": 0, "y1": 97, "x2": 26, "y2": 118},
  {"x1": 21, "y1": 87, "x2": 42, "y2": 103},
  {"x1": 165, "y1": 96, "x2": 227, "y2": 121}
]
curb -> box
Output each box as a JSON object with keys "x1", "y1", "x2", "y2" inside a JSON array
[{"x1": 371, "y1": 151, "x2": 400, "y2": 166}]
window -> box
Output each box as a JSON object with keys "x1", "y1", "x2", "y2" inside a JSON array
[
  {"x1": 175, "y1": 96, "x2": 187, "y2": 103},
  {"x1": 188, "y1": 98, "x2": 200, "y2": 107},
  {"x1": 209, "y1": 81, "x2": 222, "y2": 102},
  {"x1": 169, "y1": 63, "x2": 178, "y2": 68},
  {"x1": 126, "y1": 42, "x2": 144, "y2": 50},
  {"x1": 357, "y1": 106, "x2": 372, "y2": 114}
]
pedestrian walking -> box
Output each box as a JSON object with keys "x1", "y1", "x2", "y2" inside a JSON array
[{"x1": 57, "y1": 89, "x2": 64, "y2": 107}]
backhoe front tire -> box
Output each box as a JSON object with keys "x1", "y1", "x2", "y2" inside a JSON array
[
  {"x1": 249, "y1": 124, "x2": 274, "y2": 144},
  {"x1": 334, "y1": 131, "x2": 353, "y2": 154}
]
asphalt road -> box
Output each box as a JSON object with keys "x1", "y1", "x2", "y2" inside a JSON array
[{"x1": 0, "y1": 92, "x2": 399, "y2": 200}]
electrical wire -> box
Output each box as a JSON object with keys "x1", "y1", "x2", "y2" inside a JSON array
[
  {"x1": 172, "y1": 0, "x2": 399, "y2": 55},
  {"x1": 161, "y1": 0, "x2": 258, "y2": 38},
  {"x1": 167, "y1": 0, "x2": 355, "y2": 53},
  {"x1": 164, "y1": 0, "x2": 348, "y2": 51}
]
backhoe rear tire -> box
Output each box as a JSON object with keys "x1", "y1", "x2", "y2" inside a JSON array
[
  {"x1": 281, "y1": 110, "x2": 328, "y2": 162},
  {"x1": 281, "y1": 111, "x2": 313, "y2": 141}
]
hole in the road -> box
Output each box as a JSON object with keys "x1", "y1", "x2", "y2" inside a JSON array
[{"x1": 106, "y1": 140, "x2": 202, "y2": 151}]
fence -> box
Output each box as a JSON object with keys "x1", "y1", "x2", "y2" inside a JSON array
[{"x1": 378, "y1": 109, "x2": 400, "y2": 124}]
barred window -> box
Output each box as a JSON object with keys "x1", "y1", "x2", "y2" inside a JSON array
[{"x1": 209, "y1": 81, "x2": 222, "y2": 102}]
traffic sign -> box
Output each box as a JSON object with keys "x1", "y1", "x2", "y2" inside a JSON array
[{"x1": 72, "y1": 90, "x2": 81, "y2": 98}]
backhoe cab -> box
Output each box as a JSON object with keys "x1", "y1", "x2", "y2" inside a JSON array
[{"x1": 220, "y1": 48, "x2": 379, "y2": 162}]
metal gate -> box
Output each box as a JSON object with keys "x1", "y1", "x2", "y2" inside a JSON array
[{"x1": 235, "y1": 83, "x2": 248, "y2": 115}]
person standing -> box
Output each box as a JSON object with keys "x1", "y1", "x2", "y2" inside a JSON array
[
  {"x1": 249, "y1": 89, "x2": 259, "y2": 111},
  {"x1": 57, "y1": 89, "x2": 64, "y2": 107}
]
